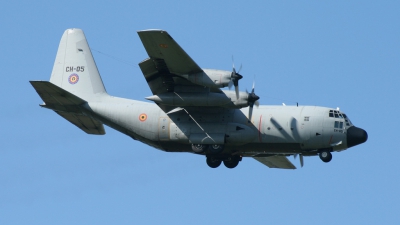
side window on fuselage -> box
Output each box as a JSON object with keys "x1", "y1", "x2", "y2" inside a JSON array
[{"x1": 334, "y1": 121, "x2": 344, "y2": 129}]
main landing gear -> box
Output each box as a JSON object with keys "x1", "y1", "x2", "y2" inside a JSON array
[
  {"x1": 191, "y1": 144, "x2": 224, "y2": 154},
  {"x1": 191, "y1": 144, "x2": 241, "y2": 169},
  {"x1": 206, "y1": 155, "x2": 241, "y2": 169},
  {"x1": 206, "y1": 157, "x2": 222, "y2": 168},
  {"x1": 318, "y1": 149, "x2": 332, "y2": 163}
]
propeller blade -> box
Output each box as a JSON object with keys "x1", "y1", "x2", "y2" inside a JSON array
[
  {"x1": 300, "y1": 154, "x2": 304, "y2": 167},
  {"x1": 231, "y1": 56, "x2": 243, "y2": 99},
  {"x1": 238, "y1": 64, "x2": 242, "y2": 73},
  {"x1": 246, "y1": 80, "x2": 259, "y2": 121},
  {"x1": 293, "y1": 154, "x2": 304, "y2": 167},
  {"x1": 248, "y1": 104, "x2": 254, "y2": 121},
  {"x1": 255, "y1": 100, "x2": 260, "y2": 107},
  {"x1": 228, "y1": 80, "x2": 233, "y2": 89},
  {"x1": 232, "y1": 55, "x2": 235, "y2": 70},
  {"x1": 235, "y1": 86, "x2": 239, "y2": 100}
]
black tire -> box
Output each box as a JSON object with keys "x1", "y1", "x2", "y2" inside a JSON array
[
  {"x1": 319, "y1": 150, "x2": 332, "y2": 163},
  {"x1": 209, "y1": 144, "x2": 224, "y2": 154},
  {"x1": 192, "y1": 144, "x2": 208, "y2": 153},
  {"x1": 223, "y1": 157, "x2": 240, "y2": 169},
  {"x1": 206, "y1": 157, "x2": 222, "y2": 168}
]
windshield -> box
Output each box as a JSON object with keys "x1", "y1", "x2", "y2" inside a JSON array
[
  {"x1": 342, "y1": 114, "x2": 353, "y2": 126},
  {"x1": 329, "y1": 110, "x2": 353, "y2": 126}
]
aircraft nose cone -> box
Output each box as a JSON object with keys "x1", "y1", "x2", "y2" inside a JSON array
[{"x1": 347, "y1": 126, "x2": 368, "y2": 148}]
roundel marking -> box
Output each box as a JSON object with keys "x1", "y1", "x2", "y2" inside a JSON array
[
  {"x1": 139, "y1": 113, "x2": 147, "y2": 122},
  {"x1": 68, "y1": 73, "x2": 79, "y2": 84}
]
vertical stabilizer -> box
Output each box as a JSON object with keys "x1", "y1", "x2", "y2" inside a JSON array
[{"x1": 50, "y1": 28, "x2": 106, "y2": 100}]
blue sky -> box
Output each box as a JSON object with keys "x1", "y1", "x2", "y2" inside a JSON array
[{"x1": 1, "y1": 0, "x2": 399, "y2": 224}]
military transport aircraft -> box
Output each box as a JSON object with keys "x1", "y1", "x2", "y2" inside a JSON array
[{"x1": 30, "y1": 29, "x2": 368, "y2": 169}]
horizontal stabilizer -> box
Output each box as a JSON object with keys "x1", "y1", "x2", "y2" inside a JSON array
[
  {"x1": 56, "y1": 111, "x2": 105, "y2": 135},
  {"x1": 30, "y1": 81, "x2": 105, "y2": 135},
  {"x1": 253, "y1": 155, "x2": 296, "y2": 169},
  {"x1": 30, "y1": 81, "x2": 85, "y2": 112}
]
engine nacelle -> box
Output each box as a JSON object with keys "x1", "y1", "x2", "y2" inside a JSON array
[
  {"x1": 221, "y1": 90, "x2": 251, "y2": 109},
  {"x1": 147, "y1": 91, "x2": 254, "y2": 110},
  {"x1": 181, "y1": 69, "x2": 231, "y2": 89}
]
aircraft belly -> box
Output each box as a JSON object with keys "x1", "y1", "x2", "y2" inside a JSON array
[
  {"x1": 149, "y1": 142, "x2": 303, "y2": 153},
  {"x1": 238, "y1": 143, "x2": 303, "y2": 154}
]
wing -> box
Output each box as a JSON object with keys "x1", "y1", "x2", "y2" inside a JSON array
[
  {"x1": 138, "y1": 29, "x2": 208, "y2": 96},
  {"x1": 253, "y1": 155, "x2": 296, "y2": 169},
  {"x1": 138, "y1": 30, "x2": 202, "y2": 75},
  {"x1": 138, "y1": 30, "x2": 223, "y2": 112}
]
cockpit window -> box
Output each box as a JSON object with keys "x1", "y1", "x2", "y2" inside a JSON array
[
  {"x1": 329, "y1": 110, "x2": 353, "y2": 127},
  {"x1": 343, "y1": 114, "x2": 352, "y2": 126},
  {"x1": 329, "y1": 110, "x2": 345, "y2": 119}
]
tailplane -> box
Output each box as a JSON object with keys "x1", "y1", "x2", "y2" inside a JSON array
[
  {"x1": 50, "y1": 28, "x2": 107, "y2": 100},
  {"x1": 30, "y1": 81, "x2": 105, "y2": 135},
  {"x1": 30, "y1": 29, "x2": 107, "y2": 135}
]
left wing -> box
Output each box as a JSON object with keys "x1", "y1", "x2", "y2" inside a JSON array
[
  {"x1": 138, "y1": 30, "x2": 202, "y2": 75},
  {"x1": 253, "y1": 155, "x2": 296, "y2": 169},
  {"x1": 138, "y1": 30, "x2": 225, "y2": 113}
]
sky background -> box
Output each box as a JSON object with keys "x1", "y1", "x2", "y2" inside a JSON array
[{"x1": 1, "y1": 0, "x2": 399, "y2": 224}]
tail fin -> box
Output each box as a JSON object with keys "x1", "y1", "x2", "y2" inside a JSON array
[{"x1": 50, "y1": 28, "x2": 107, "y2": 100}]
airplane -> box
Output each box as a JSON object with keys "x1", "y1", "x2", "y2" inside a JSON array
[{"x1": 30, "y1": 28, "x2": 368, "y2": 169}]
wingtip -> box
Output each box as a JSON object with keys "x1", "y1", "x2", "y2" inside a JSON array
[{"x1": 137, "y1": 29, "x2": 166, "y2": 33}]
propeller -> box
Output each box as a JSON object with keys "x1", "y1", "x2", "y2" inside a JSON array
[
  {"x1": 247, "y1": 81, "x2": 260, "y2": 121},
  {"x1": 228, "y1": 56, "x2": 243, "y2": 99},
  {"x1": 294, "y1": 154, "x2": 304, "y2": 167}
]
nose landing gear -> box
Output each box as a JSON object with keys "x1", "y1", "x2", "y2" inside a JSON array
[{"x1": 319, "y1": 150, "x2": 332, "y2": 163}]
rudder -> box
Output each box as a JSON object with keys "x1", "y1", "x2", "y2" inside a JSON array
[{"x1": 50, "y1": 28, "x2": 107, "y2": 100}]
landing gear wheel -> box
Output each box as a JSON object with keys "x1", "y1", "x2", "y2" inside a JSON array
[
  {"x1": 192, "y1": 144, "x2": 208, "y2": 153},
  {"x1": 209, "y1": 144, "x2": 224, "y2": 154},
  {"x1": 206, "y1": 157, "x2": 222, "y2": 168},
  {"x1": 223, "y1": 157, "x2": 240, "y2": 169},
  {"x1": 319, "y1": 150, "x2": 332, "y2": 163}
]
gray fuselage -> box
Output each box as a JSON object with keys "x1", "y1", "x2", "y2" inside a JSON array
[{"x1": 84, "y1": 95, "x2": 353, "y2": 157}]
